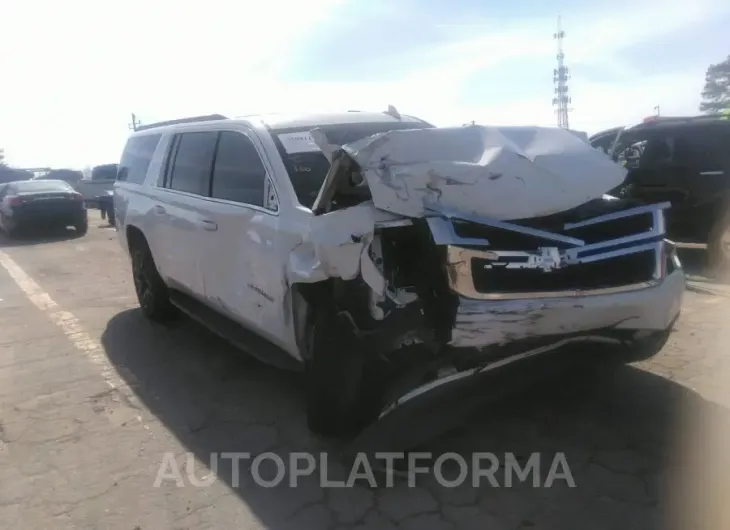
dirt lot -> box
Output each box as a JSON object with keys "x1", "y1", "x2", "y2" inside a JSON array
[{"x1": 1, "y1": 211, "x2": 730, "y2": 530}]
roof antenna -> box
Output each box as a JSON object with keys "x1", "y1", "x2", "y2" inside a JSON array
[{"x1": 384, "y1": 105, "x2": 401, "y2": 120}]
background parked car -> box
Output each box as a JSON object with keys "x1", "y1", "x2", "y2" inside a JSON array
[
  {"x1": 33, "y1": 168, "x2": 84, "y2": 185},
  {"x1": 589, "y1": 114, "x2": 730, "y2": 274},
  {"x1": 0, "y1": 166, "x2": 33, "y2": 184},
  {"x1": 79, "y1": 164, "x2": 118, "y2": 209},
  {"x1": 0, "y1": 179, "x2": 88, "y2": 237}
]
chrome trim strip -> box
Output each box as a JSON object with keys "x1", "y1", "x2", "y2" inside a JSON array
[
  {"x1": 477, "y1": 241, "x2": 663, "y2": 270},
  {"x1": 425, "y1": 204, "x2": 585, "y2": 246},
  {"x1": 446, "y1": 246, "x2": 661, "y2": 300},
  {"x1": 426, "y1": 217, "x2": 489, "y2": 246},
  {"x1": 564, "y1": 237, "x2": 663, "y2": 264},
  {"x1": 563, "y1": 201, "x2": 670, "y2": 230},
  {"x1": 567, "y1": 241, "x2": 661, "y2": 265}
]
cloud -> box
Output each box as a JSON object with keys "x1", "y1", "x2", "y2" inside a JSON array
[{"x1": 0, "y1": 0, "x2": 727, "y2": 167}]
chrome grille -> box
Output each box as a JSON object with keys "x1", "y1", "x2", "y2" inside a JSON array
[{"x1": 426, "y1": 201, "x2": 671, "y2": 300}]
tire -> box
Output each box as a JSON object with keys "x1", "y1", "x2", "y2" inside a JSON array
[
  {"x1": 305, "y1": 308, "x2": 368, "y2": 438},
  {"x1": 131, "y1": 241, "x2": 177, "y2": 322},
  {"x1": 3, "y1": 217, "x2": 19, "y2": 239},
  {"x1": 708, "y1": 210, "x2": 730, "y2": 280},
  {"x1": 613, "y1": 328, "x2": 671, "y2": 364},
  {"x1": 75, "y1": 220, "x2": 88, "y2": 236}
]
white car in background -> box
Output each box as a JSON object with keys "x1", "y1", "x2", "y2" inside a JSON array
[{"x1": 113, "y1": 109, "x2": 685, "y2": 437}]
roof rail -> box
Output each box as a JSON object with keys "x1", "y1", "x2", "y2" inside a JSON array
[
  {"x1": 640, "y1": 113, "x2": 729, "y2": 125},
  {"x1": 135, "y1": 114, "x2": 228, "y2": 131}
]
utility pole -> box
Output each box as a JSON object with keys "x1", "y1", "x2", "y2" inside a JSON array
[
  {"x1": 128, "y1": 113, "x2": 141, "y2": 131},
  {"x1": 552, "y1": 16, "x2": 572, "y2": 129},
  {"x1": 653, "y1": 105, "x2": 660, "y2": 117}
]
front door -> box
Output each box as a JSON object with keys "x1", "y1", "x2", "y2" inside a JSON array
[{"x1": 199, "y1": 130, "x2": 293, "y2": 352}]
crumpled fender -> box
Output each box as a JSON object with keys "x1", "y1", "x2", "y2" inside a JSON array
[{"x1": 286, "y1": 202, "x2": 402, "y2": 290}]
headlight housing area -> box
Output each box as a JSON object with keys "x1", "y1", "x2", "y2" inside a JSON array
[{"x1": 662, "y1": 239, "x2": 681, "y2": 277}]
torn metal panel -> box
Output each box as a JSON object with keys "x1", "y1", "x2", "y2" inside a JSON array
[
  {"x1": 360, "y1": 235, "x2": 386, "y2": 297},
  {"x1": 286, "y1": 201, "x2": 408, "y2": 284},
  {"x1": 426, "y1": 204, "x2": 586, "y2": 246},
  {"x1": 335, "y1": 125, "x2": 627, "y2": 220},
  {"x1": 448, "y1": 268, "x2": 685, "y2": 349}
]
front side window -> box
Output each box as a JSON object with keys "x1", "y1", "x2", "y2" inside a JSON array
[
  {"x1": 118, "y1": 134, "x2": 161, "y2": 184},
  {"x1": 210, "y1": 132, "x2": 267, "y2": 206},
  {"x1": 271, "y1": 121, "x2": 434, "y2": 208},
  {"x1": 168, "y1": 132, "x2": 218, "y2": 195}
]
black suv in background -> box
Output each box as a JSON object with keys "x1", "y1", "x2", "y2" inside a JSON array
[{"x1": 589, "y1": 115, "x2": 730, "y2": 272}]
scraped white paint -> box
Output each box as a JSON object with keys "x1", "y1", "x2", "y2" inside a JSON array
[
  {"x1": 339, "y1": 124, "x2": 628, "y2": 220},
  {"x1": 287, "y1": 202, "x2": 374, "y2": 283},
  {"x1": 0, "y1": 250, "x2": 121, "y2": 391}
]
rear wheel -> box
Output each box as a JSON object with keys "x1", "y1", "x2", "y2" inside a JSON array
[
  {"x1": 305, "y1": 308, "x2": 369, "y2": 438},
  {"x1": 131, "y1": 241, "x2": 177, "y2": 322},
  {"x1": 75, "y1": 220, "x2": 88, "y2": 236},
  {"x1": 2, "y1": 216, "x2": 19, "y2": 238}
]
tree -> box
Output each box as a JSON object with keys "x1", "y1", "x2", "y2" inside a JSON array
[{"x1": 700, "y1": 55, "x2": 730, "y2": 114}]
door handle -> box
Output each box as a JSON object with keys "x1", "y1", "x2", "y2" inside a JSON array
[
  {"x1": 152, "y1": 205, "x2": 166, "y2": 214},
  {"x1": 200, "y1": 219, "x2": 218, "y2": 231}
]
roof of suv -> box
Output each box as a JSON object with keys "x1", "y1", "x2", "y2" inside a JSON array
[
  {"x1": 131, "y1": 110, "x2": 433, "y2": 135},
  {"x1": 252, "y1": 111, "x2": 431, "y2": 130}
]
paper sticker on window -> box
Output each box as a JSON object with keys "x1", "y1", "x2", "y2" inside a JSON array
[{"x1": 278, "y1": 132, "x2": 321, "y2": 154}]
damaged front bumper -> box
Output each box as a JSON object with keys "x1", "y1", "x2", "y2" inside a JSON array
[
  {"x1": 432, "y1": 199, "x2": 684, "y2": 347},
  {"x1": 293, "y1": 124, "x2": 687, "y2": 435},
  {"x1": 449, "y1": 267, "x2": 684, "y2": 348}
]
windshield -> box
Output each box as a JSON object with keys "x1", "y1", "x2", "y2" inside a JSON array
[
  {"x1": 13, "y1": 180, "x2": 74, "y2": 193},
  {"x1": 271, "y1": 121, "x2": 433, "y2": 208}
]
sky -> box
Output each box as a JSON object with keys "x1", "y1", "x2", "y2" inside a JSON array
[{"x1": 0, "y1": 0, "x2": 728, "y2": 169}]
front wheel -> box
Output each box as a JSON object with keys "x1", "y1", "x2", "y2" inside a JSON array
[
  {"x1": 131, "y1": 243, "x2": 177, "y2": 322},
  {"x1": 305, "y1": 308, "x2": 369, "y2": 438}
]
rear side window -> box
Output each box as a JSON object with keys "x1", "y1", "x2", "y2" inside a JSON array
[
  {"x1": 168, "y1": 132, "x2": 218, "y2": 195},
  {"x1": 118, "y1": 134, "x2": 161, "y2": 184},
  {"x1": 210, "y1": 132, "x2": 267, "y2": 206}
]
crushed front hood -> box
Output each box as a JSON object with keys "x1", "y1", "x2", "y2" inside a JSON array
[{"x1": 319, "y1": 124, "x2": 627, "y2": 221}]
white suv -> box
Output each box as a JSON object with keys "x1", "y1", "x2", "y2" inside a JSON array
[{"x1": 114, "y1": 110, "x2": 685, "y2": 437}]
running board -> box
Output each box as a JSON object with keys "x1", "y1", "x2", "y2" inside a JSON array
[{"x1": 168, "y1": 289, "x2": 303, "y2": 372}]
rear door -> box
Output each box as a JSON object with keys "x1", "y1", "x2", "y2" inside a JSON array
[
  {"x1": 199, "y1": 129, "x2": 290, "y2": 349},
  {"x1": 155, "y1": 130, "x2": 218, "y2": 298},
  {"x1": 671, "y1": 125, "x2": 729, "y2": 207}
]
